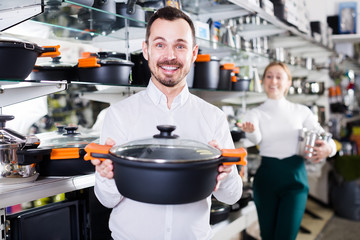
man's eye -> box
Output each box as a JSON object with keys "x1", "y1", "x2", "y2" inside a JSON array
[
  {"x1": 177, "y1": 45, "x2": 185, "y2": 49},
  {"x1": 156, "y1": 43, "x2": 164, "y2": 48}
]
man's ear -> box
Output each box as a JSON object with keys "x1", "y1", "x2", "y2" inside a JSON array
[
  {"x1": 142, "y1": 41, "x2": 149, "y2": 61},
  {"x1": 191, "y1": 45, "x2": 199, "y2": 63}
]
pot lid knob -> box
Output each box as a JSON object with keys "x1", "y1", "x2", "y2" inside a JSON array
[
  {"x1": 153, "y1": 125, "x2": 179, "y2": 139},
  {"x1": 56, "y1": 125, "x2": 66, "y2": 133},
  {"x1": 63, "y1": 126, "x2": 80, "y2": 136},
  {"x1": 0, "y1": 115, "x2": 14, "y2": 129}
]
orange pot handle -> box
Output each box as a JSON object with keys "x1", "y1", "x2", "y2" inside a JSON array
[
  {"x1": 221, "y1": 148, "x2": 247, "y2": 166},
  {"x1": 78, "y1": 57, "x2": 101, "y2": 68},
  {"x1": 84, "y1": 142, "x2": 112, "y2": 161},
  {"x1": 39, "y1": 45, "x2": 61, "y2": 58}
]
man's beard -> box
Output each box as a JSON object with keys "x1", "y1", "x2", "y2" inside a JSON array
[{"x1": 150, "y1": 59, "x2": 188, "y2": 87}]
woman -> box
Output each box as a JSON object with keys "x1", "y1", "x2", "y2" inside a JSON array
[{"x1": 238, "y1": 62, "x2": 337, "y2": 240}]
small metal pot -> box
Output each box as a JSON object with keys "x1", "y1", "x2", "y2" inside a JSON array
[
  {"x1": 84, "y1": 125, "x2": 247, "y2": 204},
  {"x1": 0, "y1": 115, "x2": 46, "y2": 184},
  {"x1": 0, "y1": 35, "x2": 60, "y2": 80}
]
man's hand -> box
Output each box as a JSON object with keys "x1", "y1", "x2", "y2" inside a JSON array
[
  {"x1": 208, "y1": 140, "x2": 234, "y2": 192},
  {"x1": 91, "y1": 138, "x2": 116, "y2": 179}
]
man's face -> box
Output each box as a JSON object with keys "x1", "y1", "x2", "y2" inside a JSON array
[{"x1": 142, "y1": 18, "x2": 198, "y2": 87}]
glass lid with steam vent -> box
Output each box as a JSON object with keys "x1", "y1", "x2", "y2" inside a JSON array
[{"x1": 109, "y1": 125, "x2": 222, "y2": 163}]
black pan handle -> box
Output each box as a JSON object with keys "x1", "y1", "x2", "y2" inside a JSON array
[
  {"x1": 17, "y1": 148, "x2": 52, "y2": 165},
  {"x1": 126, "y1": 0, "x2": 137, "y2": 15},
  {"x1": 0, "y1": 115, "x2": 14, "y2": 128}
]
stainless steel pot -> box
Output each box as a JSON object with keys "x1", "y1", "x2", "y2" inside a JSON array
[
  {"x1": 0, "y1": 115, "x2": 41, "y2": 184},
  {"x1": 297, "y1": 128, "x2": 332, "y2": 162}
]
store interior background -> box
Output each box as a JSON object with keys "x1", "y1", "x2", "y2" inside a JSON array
[{"x1": 2, "y1": 0, "x2": 360, "y2": 240}]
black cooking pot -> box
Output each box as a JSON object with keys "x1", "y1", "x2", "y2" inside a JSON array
[
  {"x1": 0, "y1": 36, "x2": 60, "y2": 80},
  {"x1": 34, "y1": 126, "x2": 99, "y2": 176},
  {"x1": 77, "y1": 52, "x2": 134, "y2": 85},
  {"x1": 84, "y1": 125, "x2": 247, "y2": 204},
  {"x1": 193, "y1": 54, "x2": 220, "y2": 90},
  {"x1": 30, "y1": 56, "x2": 78, "y2": 81},
  {"x1": 130, "y1": 50, "x2": 151, "y2": 86},
  {"x1": 210, "y1": 198, "x2": 231, "y2": 225},
  {"x1": 115, "y1": 2, "x2": 146, "y2": 29},
  {"x1": 218, "y1": 63, "x2": 235, "y2": 90}
]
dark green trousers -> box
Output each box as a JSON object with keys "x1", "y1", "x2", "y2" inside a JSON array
[{"x1": 253, "y1": 155, "x2": 309, "y2": 240}]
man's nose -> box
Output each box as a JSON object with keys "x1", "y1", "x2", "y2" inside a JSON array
[{"x1": 165, "y1": 47, "x2": 176, "y2": 60}]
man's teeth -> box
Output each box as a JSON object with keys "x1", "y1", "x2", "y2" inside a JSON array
[{"x1": 162, "y1": 66, "x2": 178, "y2": 70}]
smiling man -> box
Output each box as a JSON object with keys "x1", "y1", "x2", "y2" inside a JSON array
[{"x1": 91, "y1": 6, "x2": 243, "y2": 240}]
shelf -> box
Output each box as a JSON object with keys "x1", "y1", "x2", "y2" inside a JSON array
[
  {"x1": 0, "y1": 80, "x2": 68, "y2": 108},
  {"x1": 0, "y1": 174, "x2": 95, "y2": 208},
  {"x1": 331, "y1": 34, "x2": 360, "y2": 44}
]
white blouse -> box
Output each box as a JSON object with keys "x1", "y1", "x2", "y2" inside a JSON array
[{"x1": 243, "y1": 97, "x2": 337, "y2": 159}]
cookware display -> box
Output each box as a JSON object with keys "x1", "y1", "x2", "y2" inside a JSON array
[
  {"x1": 30, "y1": 56, "x2": 78, "y2": 81},
  {"x1": 84, "y1": 125, "x2": 247, "y2": 204},
  {"x1": 303, "y1": 81, "x2": 325, "y2": 95},
  {"x1": 77, "y1": 51, "x2": 134, "y2": 85},
  {"x1": 35, "y1": 126, "x2": 98, "y2": 176},
  {"x1": 0, "y1": 115, "x2": 50, "y2": 184},
  {"x1": 0, "y1": 35, "x2": 60, "y2": 80},
  {"x1": 193, "y1": 54, "x2": 220, "y2": 90}
]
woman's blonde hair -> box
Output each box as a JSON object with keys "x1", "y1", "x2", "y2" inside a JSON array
[{"x1": 262, "y1": 61, "x2": 292, "y2": 95}]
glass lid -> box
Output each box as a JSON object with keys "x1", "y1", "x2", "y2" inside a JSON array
[
  {"x1": 110, "y1": 125, "x2": 222, "y2": 163},
  {"x1": 36, "y1": 126, "x2": 99, "y2": 149}
]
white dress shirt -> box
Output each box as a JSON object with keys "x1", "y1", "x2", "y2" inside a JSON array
[
  {"x1": 95, "y1": 80, "x2": 243, "y2": 240},
  {"x1": 243, "y1": 97, "x2": 337, "y2": 159}
]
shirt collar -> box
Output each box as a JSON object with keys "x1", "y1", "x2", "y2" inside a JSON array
[{"x1": 146, "y1": 79, "x2": 190, "y2": 107}]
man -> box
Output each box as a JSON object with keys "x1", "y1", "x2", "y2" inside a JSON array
[{"x1": 91, "y1": 6, "x2": 242, "y2": 240}]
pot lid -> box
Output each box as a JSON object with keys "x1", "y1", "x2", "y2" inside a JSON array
[
  {"x1": 109, "y1": 125, "x2": 221, "y2": 163},
  {"x1": 34, "y1": 56, "x2": 75, "y2": 69},
  {"x1": 36, "y1": 126, "x2": 99, "y2": 149}
]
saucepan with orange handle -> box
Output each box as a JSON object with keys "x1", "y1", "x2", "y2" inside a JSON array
[
  {"x1": 84, "y1": 125, "x2": 247, "y2": 204},
  {"x1": 0, "y1": 35, "x2": 60, "y2": 80}
]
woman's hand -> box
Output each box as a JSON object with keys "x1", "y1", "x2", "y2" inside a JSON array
[
  {"x1": 209, "y1": 140, "x2": 234, "y2": 192},
  {"x1": 306, "y1": 139, "x2": 332, "y2": 163},
  {"x1": 237, "y1": 121, "x2": 255, "y2": 133},
  {"x1": 91, "y1": 138, "x2": 116, "y2": 179}
]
